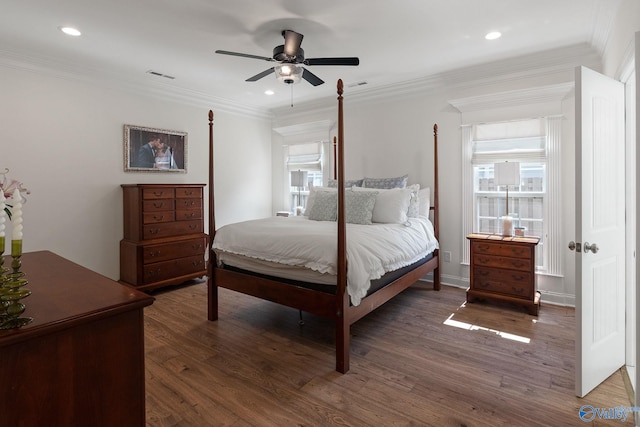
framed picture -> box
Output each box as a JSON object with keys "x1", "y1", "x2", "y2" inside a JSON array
[{"x1": 124, "y1": 124, "x2": 187, "y2": 172}]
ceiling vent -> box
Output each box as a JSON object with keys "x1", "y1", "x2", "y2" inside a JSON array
[
  {"x1": 146, "y1": 70, "x2": 175, "y2": 80},
  {"x1": 347, "y1": 81, "x2": 368, "y2": 88}
]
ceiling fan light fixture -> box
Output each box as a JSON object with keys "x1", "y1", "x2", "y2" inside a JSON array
[{"x1": 275, "y1": 64, "x2": 302, "y2": 84}]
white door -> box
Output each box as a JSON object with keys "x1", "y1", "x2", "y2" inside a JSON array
[{"x1": 574, "y1": 65, "x2": 626, "y2": 398}]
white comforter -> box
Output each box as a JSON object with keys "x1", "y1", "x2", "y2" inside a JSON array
[{"x1": 212, "y1": 216, "x2": 439, "y2": 306}]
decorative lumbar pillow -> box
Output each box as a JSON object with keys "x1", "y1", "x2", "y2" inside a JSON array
[
  {"x1": 307, "y1": 189, "x2": 337, "y2": 221},
  {"x1": 362, "y1": 174, "x2": 408, "y2": 189},
  {"x1": 354, "y1": 187, "x2": 413, "y2": 223},
  {"x1": 327, "y1": 178, "x2": 363, "y2": 188},
  {"x1": 345, "y1": 189, "x2": 378, "y2": 225}
]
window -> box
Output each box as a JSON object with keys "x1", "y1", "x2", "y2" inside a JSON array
[
  {"x1": 474, "y1": 163, "x2": 546, "y2": 268},
  {"x1": 463, "y1": 117, "x2": 563, "y2": 273},
  {"x1": 287, "y1": 142, "x2": 323, "y2": 212}
]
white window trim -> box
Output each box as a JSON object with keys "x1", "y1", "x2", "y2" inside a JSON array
[{"x1": 450, "y1": 84, "x2": 572, "y2": 277}]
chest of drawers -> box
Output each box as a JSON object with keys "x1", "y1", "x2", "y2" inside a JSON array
[
  {"x1": 120, "y1": 184, "x2": 207, "y2": 291},
  {"x1": 466, "y1": 233, "x2": 540, "y2": 315}
]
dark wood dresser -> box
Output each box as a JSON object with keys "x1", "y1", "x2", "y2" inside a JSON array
[
  {"x1": 120, "y1": 184, "x2": 207, "y2": 291},
  {"x1": 466, "y1": 233, "x2": 540, "y2": 315},
  {"x1": 0, "y1": 251, "x2": 154, "y2": 426}
]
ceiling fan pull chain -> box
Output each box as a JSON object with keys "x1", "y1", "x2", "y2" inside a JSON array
[{"x1": 290, "y1": 84, "x2": 294, "y2": 107}]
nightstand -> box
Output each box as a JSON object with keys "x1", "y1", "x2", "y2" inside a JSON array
[{"x1": 467, "y1": 233, "x2": 540, "y2": 315}]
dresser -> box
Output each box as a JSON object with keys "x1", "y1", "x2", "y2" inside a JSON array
[
  {"x1": 120, "y1": 184, "x2": 207, "y2": 291},
  {"x1": 467, "y1": 233, "x2": 540, "y2": 315},
  {"x1": 0, "y1": 251, "x2": 154, "y2": 426}
]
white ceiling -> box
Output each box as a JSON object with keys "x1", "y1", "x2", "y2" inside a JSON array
[{"x1": 0, "y1": 0, "x2": 620, "y2": 113}]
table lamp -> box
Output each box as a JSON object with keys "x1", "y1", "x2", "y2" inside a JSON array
[
  {"x1": 494, "y1": 161, "x2": 520, "y2": 236},
  {"x1": 290, "y1": 170, "x2": 308, "y2": 216}
]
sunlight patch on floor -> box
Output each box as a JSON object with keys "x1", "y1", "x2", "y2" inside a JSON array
[{"x1": 443, "y1": 313, "x2": 531, "y2": 344}]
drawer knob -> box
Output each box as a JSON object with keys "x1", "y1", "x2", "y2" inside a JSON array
[
  {"x1": 153, "y1": 215, "x2": 164, "y2": 221},
  {"x1": 189, "y1": 224, "x2": 197, "y2": 230},
  {"x1": 148, "y1": 251, "x2": 161, "y2": 257},
  {"x1": 148, "y1": 229, "x2": 159, "y2": 235},
  {"x1": 153, "y1": 191, "x2": 164, "y2": 197},
  {"x1": 153, "y1": 202, "x2": 165, "y2": 208}
]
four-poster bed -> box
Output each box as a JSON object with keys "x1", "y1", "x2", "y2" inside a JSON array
[{"x1": 206, "y1": 79, "x2": 440, "y2": 373}]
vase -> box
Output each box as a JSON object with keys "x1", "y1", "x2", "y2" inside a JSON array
[{"x1": 0, "y1": 239, "x2": 32, "y2": 329}]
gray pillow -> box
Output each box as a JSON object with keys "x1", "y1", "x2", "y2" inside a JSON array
[
  {"x1": 327, "y1": 178, "x2": 363, "y2": 188},
  {"x1": 362, "y1": 174, "x2": 408, "y2": 189},
  {"x1": 345, "y1": 190, "x2": 377, "y2": 225},
  {"x1": 307, "y1": 190, "x2": 337, "y2": 221}
]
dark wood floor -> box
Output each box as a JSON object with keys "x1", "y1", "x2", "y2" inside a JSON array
[{"x1": 144, "y1": 282, "x2": 635, "y2": 426}]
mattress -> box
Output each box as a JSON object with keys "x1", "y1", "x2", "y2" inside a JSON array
[{"x1": 212, "y1": 216, "x2": 439, "y2": 306}]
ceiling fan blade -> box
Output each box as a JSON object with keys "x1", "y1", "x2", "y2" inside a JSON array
[
  {"x1": 302, "y1": 68, "x2": 324, "y2": 86},
  {"x1": 283, "y1": 30, "x2": 303, "y2": 57},
  {"x1": 246, "y1": 68, "x2": 275, "y2": 82},
  {"x1": 215, "y1": 50, "x2": 275, "y2": 62},
  {"x1": 304, "y1": 57, "x2": 360, "y2": 66}
]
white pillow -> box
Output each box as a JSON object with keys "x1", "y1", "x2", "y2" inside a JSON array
[
  {"x1": 354, "y1": 187, "x2": 412, "y2": 223},
  {"x1": 418, "y1": 187, "x2": 431, "y2": 217}
]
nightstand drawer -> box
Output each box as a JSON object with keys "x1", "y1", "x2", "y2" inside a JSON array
[
  {"x1": 474, "y1": 254, "x2": 532, "y2": 271},
  {"x1": 471, "y1": 241, "x2": 532, "y2": 259},
  {"x1": 473, "y1": 267, "x2": 533, "y2": 298}
]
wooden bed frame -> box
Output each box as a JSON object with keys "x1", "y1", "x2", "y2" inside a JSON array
[{"x1": 206, "y1": 79, "x2": 440, "y2": 373}]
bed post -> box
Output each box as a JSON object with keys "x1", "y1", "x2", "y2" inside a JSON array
[
  {"x1": 333, "y1": 136, "x2": 337, "y2": 180},
  {"x1": 433, "y1": 124, "x2": 441, "y2": 291},
  {"x1": 335, "y1": 79, "x2": 350, "y2": 373},
  {"x1": 207, "y1": 110, "x2": 219, "y2": 321}
]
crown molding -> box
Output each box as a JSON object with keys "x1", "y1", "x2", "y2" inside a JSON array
[
  {"x1": 273, "y1": 120, "x2": 334, "y2": 137},
  {"x1": 0, "y1": 48, "x2": 274, "y2": 121},
  {"x1": 1, "y1": 41, "x2": 601, "y2": 124},
  {"x1": 272, "y1": 43, "x2": 598, "y2": 122},
  {"x1": 448, "y1": 82, "x2": 575, "y2": 113}
]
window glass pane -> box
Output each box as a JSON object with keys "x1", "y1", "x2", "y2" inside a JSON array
[
  {"x1": 474, "y1": 162, "x2": 545, "y2": 268},
  {"x1": 290, "y1": 170, "x2": 322, "y2": 211}
]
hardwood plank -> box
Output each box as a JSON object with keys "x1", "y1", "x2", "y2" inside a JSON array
[{"x1": 145, "y1": 282, "x2": 635, "y2": 426}]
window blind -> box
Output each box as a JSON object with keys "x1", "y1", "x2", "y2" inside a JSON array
[
  {"x1": 287, "y1": 142, "x2": 322, "y2": 171},
  {"x1": 472, "y1": 118, "x2": 546, "y2": 164}
]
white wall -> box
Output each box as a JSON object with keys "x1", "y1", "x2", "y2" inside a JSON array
[
  {"x1": 0, "y1": 66, "x2": 273, "y2": 281},
  {"x1": 272, "y1": 71, "x2": 584, "y2": 304}
]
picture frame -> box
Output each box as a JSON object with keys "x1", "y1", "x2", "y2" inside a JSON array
[{"x1": 124, "y1": 124, "x2": 187, "y2": 172}]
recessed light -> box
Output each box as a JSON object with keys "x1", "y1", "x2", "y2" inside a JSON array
[
  {"x1": 485, "y1": 31, "x2": 501, "y2": 40},
  {"x1": 60, "y1": 27, "x2": 81, "y2": 37},
  {"x1": 264, "y1": 90, "x2": 275, "y2": 96}
]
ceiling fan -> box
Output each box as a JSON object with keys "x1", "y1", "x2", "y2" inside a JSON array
[{"x1": 215, "y1": 30, "x2": 359, "y2": 86}]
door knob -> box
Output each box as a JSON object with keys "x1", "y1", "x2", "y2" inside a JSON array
[
  {"x1": 568, "y1": 241, "x2": 581, "y2": 252},
  {"x1": 584, "y1": 242, "x2": 599, "y2": 254}
]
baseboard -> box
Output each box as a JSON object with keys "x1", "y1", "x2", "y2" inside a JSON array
[{"x1": 419, "y1": 274, "x2": 576, "y2": 307}]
